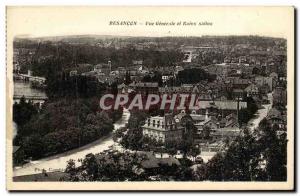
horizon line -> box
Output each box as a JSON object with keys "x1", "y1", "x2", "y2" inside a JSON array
[{"x1": 14, "y1": 34, "x2": 286, "y2": 40}]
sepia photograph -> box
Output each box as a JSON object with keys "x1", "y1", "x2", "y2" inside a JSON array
[{"x1": 6, "y1": 6, "x2": 295, "y2": 191}]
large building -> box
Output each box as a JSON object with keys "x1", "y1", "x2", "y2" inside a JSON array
[
  {"x1": 142, "y1": 114, "x2": 184, "y2": 145},
  {"x1": 129, "y1": 82, "x2": 159, "y2": 95},
  {"x1": 197, "y1": 100, "x2": 247, "y2": 117}
]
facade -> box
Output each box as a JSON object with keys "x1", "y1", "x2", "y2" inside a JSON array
[
  {"x1": 94, "y1": 61, "x2": 112, "y2": 75},
  {"x1": 129, "y1": 82, "x2": 159, "y2": 94},
  {"x1": 142, "y1": 114, "x2": 184, "y2": 145},
  {"x1": 245, "y1": 84, "x2": 259, "y2": 97},
  {"x1": 69, "y1": 70, "x2": 78, "y2": 77},
  {"x1": 266, "y1": 108, "x2": 286, "y2": 134},
  {"x1": 273, "y1": 86, "x2": 287, "y2": 106},
  {"x1": 230, "y1": 77, "x2": 251, "y2": 89},
  {"x1": 255, "y1": 76, "x2": 273, "y2": 91}
]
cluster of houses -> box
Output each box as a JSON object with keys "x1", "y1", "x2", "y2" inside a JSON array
[
  {"x1": 73, "y1": 60, "x2": 154, "y2": 85},
  {"x1": 141, "y1": 103, "x2": 243, "y2": 153},
  {"x1": 64, "y1": 48, "x2": 287, "y2": 156}
]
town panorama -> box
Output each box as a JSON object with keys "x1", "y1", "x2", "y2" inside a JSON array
[{"x1": 12, "y1": 35, "x2": 287, "y2": 182}]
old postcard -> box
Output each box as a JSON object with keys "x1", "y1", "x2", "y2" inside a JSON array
[{"x1": 6, "y1": 6, "x2": 294, "y2": 191}]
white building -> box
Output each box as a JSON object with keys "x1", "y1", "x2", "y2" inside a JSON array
[{"x1": 142, "y1": 114, "x2": 183, "y2": 145}]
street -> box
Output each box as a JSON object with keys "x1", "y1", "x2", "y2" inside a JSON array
[{"x1": 248, "y1": 92, "x2": 273, "y2": 131}]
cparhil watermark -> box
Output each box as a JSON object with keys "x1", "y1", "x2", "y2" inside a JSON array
[{"x1": 99, "y1": 93, "x2": 201, "y2": 111}]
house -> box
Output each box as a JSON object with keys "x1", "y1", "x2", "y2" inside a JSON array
[
  {"x1": 181, "y1": 84, "x2": 194, "y2": 93},
  {"x1": 194, "y1": 116, "x2": 219, "y2": 133},
  {"x1": 270, "y1": 72, "x2": 278, "y2": 81},
  {"x1": 197, "y1": 100, "x2": 247, "y2": 117},
  {"x1": 273, "y1": 87, "x2": 287, "y2": 106},
  {"x1": 245, "y1": 84, "x2": 259, "y2": 97},
  {"x1": 223, "y1": 113, "x2": 239, "y2": 128},
  {"x1": 232, "y1": 89, "x2": 244, "y2": 99},
  {"x1": 175, "y1": 66, "x2": 184, "y2": 74},
  {"x1": 224, "y1": 77, "x2": 250, "y2": 90},
  {"x1": 255, "y1": 76, "x2": 273, "y2": 92},
  {"x1": 266, "y1": 108, "x2": 285, "y2": 130},
  {"x1": 210, "y1": 128, "x2": 240, "y2": 141},
  {"x1": 158, "y1": 84, "x2": 197, "y2": 95},
  {"x1": 132, "y1": 60, "x2": 143, "y2": 66},
  {"x1": 117, "y1": 83, "x2": 134, "y2": 94},
  {"x1": 94, "y1": 61, "x2": 112, "y2": 75},
  {"x1": 231, "y1": 78, "x2": 251, "y2": 89},
  {"x1": 129, "y1": 82, "x2": 159, "y2": 95},
  {"x1": 198, "y1": 93, "x2": 213, "y2": 101},
  {"x1": 174, "y1": 110, "x2": 206, "y2": 125},
  {"x1": 161, "y1": 70, "x2": 174, "y2": 83},
  {"x1": 241, "y1": 65, "x2": 254, "y2": 76},
  {"x1": 194, "y1": 116, "x2": 219, "y2": 142},
  {"x1": 69, "y1": 70, "x2": 78, "y2": 77},
  {"x1": 142, "y1": 114, "x2": 184, "y2": 145},
  {"x1": 117, "y1": 67, "x2": 127, "y2": 75}
]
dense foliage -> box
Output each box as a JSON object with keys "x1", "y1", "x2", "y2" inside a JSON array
[
  {"x1": 13, "y1": 98, "x2": 122, "y2": 164},
  {"x1": 13, "y1": 97, "x2": 38, "y2": 127},
  {"x1": 177, "y1": 68, "x2": 216, "y2": 84},
  {"x1": 62, "y1": 152, "x2": 194, "y2": 181},
  {"x1": 15, "y1": 40, "x2": 184, "y2": 77}
]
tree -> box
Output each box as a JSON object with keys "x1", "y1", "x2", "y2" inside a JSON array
[
  {"x1": 127, "y1": 110, "x2": 148, "y2": 129},
  {"x1": 14, "y1": 98, "x2": 116, "y2": 163},
  {"x1": 13, "y1": 96, "x2": 38, "y2": 127},
  {"x1": 252, "y1": 67, "x2": 261, "y2": 75},
  {"x1": 22, "y1": 133, "x2": 45, "y2": 160},
  {"x1": 120, "y1": 128, "x2": 143, "y2": 150},
  {"x1": 258, "y1": 119, "x2": 287, "y2": 181},
  {"x1": 124, "y1": 71, "x2": 131, "y2": 85},
  {"x1": 202, "y1": 126, "x2": 211, "y2": 139},
  {"x1": 81, "y1": 153, "x2": 99, "y2": 180},
  {"x1": 65, "y1": 159, "x2": 76, "y2": 176},
  {"x1": 205, "y1": 153, "x2": 225, "y2": 181},
  {"x1": 177, "y1": 68, "x2": 216, "y2": 84},
  {"x1": 188, "y1": 146, "x2": 201, "y2": 162},
  {"x1": 142, "y1": 71, "x2": 163, "y2": 87}
]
